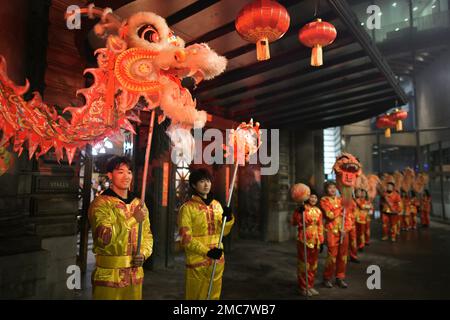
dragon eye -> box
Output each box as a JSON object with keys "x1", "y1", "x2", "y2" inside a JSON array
[
  {"x1": 168, "y1": 30, "x2": 181, "y2": 47},
  {"x1": 138, "y1": 25, "x2": 159, "y2": 43}
]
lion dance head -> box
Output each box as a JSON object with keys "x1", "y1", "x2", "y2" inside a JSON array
[{"x1": 333, "y1": 152, "x2": 362, "y2": 206}]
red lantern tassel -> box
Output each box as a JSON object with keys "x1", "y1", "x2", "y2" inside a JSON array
[
  {"x1": 396, "y1": 120, "x2": 403, "y2": 131},
  {"x1": 256, "y1": 37, "x2": 270, "y2": 61},
  {"x1": 311, "y1": 44, "x2": 323, "y2": 67},
  {"x1": 385, "y1": 127, "x2": 391, "y2": 138}
]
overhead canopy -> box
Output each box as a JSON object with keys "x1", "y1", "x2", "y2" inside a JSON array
[{"x1": 83, "y1": 0, "x2": 408, "y2": 129}]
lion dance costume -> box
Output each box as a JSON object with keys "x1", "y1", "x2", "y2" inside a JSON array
[
  {"x1": 380, "y1": 182, "x2": 402, "y2": 242},
  {"x1": 322, "y1": 153, "x2": 362, "y2": 285},
  {"x1": 178, "y1": 195, "x2": 234, "y2": 300},
  {"x1": 354, "y1": 174, "x2": 373, "y2": 251},
  {"x1": 355, "y1": 196, "x2": 372, "y2": 250},
  {"x1": 291, "y1": 201, "x2": 324, "y2": 292},
  {"x1": 88, "y1": 189, "x2": 153, "y2": 300},
  {"x1": 400, "y1": 168, "x2": 415, "y2": 230}
]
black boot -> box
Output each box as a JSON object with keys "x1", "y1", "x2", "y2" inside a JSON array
[
  {"x1": 336, "y1": 278, "x2": 348, "y2": 288},
  {"x1": 323, "y1": 280, "x2": 333, "y2": 288},
  {"x1": 350, "y1": 256, "x2": 361, "y2": 264}
]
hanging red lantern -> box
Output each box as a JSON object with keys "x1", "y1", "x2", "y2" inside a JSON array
[
  {"x1": 376, "y1": 114, "x2": 396, "y2": 138},
  {"x1": 235, "y1": 0, "x2": 290, "y2": 61},
  {"x1": 390, "y1": 108, "x2": 408, "y2": 131},
  {"x1": 298, "y1": 18, "x2": 337, "y2": 67}
]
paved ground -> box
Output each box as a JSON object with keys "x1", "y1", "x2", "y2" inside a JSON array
[{"x1": 76, "y1": 219, "x2": 450, "y2": 300}]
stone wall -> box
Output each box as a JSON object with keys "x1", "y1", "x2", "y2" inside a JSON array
[
  {"x1": 261, "y1": 129, "x2": 324, "y2": 243},
  {"x1": 35, "y1": 236, "x2": 77, "y2": 299},
  {"x1": 0, "y1": 0, "x2": 80, "y2": 299},
  {"x1": 0, "y1": 250, "x2": 48, "y2": 299},
  {"x1": 263, "y1": 130, "x2": 293, "y2": 242}
]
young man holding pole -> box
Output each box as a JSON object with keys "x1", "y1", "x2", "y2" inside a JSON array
[
  {"x1": 321, "y1": 181, "x2": 352, "y2": 289},
  {"x1": 88, "y1": 156, "x2": 153, "y2": 300},
  {"x1": 178, "y1": 168, "x2": 234, "y2": 300}
]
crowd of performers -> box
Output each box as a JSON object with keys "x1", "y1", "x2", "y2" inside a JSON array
[
  {"x1": 87, "y1": 156, "x2": 234, "y2": 300},
  {"x1": 291, "y1": 173, "x2": 432, "y2": 297},
  {"x1": 86, "y1": 155, "x2": 432, "y2": 300}
]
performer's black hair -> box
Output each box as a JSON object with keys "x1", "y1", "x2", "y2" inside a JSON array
[
  {"x1": 106, "y1": 156, "x2": 132, "y2": 173},
  {"x1": 356, "y1": 188, "x2": 368, "y2": 199},
  {"x1": 323, "y1": 180, "x2": 337, "y2": 193},
  {"x1": 361, "y1": 189, "x2": 369, "y2": 200},
  {"x1": 309, "y1": 187, "x2": 318, "y2": 196},
  {"x1": 189, "y1": 168, "x2": 213, "y2": 189}
]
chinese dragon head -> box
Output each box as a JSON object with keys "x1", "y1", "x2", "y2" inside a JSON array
[{"x1": 0, "y1": 5, "x2": 227, "y2": 163}]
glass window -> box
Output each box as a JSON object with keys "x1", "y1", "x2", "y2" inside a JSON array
[
  {"x1": 350, "y1": 1, "x2": 375, "y2": 40},
  {"x1": 374, "y1": 0, "x2": 411, "y2": 42},
  {"x1": 413, "y1": 0, "x2": 449, "y2": 31},
  {"x1": 323, "y1": 127, "x2": 341, "y2": 176}
]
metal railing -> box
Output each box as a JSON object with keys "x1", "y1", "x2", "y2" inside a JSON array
[{"x1": 376, "y1": 10, "x2": 450, "y2": 42}]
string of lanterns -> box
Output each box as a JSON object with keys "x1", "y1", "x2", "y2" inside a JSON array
[
  {"x1": 376, "y1": 108, "x2": 408, "y2": 138},
  {"x1": 235, "y1": 0, "x2": 336, "y2": 66},
  {"x1": 235, "y1": 1, "x2": 407, "y2": 131}
]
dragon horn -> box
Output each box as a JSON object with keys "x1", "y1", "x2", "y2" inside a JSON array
[{"x1": 65, "y1": 4, "x2": 123, "y2": 37}]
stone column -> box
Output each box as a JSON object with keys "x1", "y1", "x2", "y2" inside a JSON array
[{"x1": 262, "y1": 130, "x2": 295, "y2": 242}]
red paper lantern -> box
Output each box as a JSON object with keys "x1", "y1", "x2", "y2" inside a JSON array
[
  {"x1": 376, "y1": 114, "x2": 396, "y2": 138},
  {"x1": 235, "y1": 0, "x2": 290, "y2": 61},
  {"x1": 390, "y1": 109, "x2": 408, "y2": 131},
  {"x1": 298, "y1": 18, "x2": 337, "y2": 67},
  {"x1": 290, "y1": 183, "x2": 311, "y2": 203}
]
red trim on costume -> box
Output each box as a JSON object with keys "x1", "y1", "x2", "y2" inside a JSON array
[
  {"x1": 93, "y1": 267, "x2": 143, "y2": 288},
  {"x1": 179, "y1": 227, "x2": 192, "y2": 245},
  {"x1": 202, "y1": 204, "x2": 215, "y2": 236},
  {"x1": 209, "y1": 207, "x2": 215, "y2": 235},
  {"x1": 186, "y1": 256, "x2": 224, "y2": 269},
  {"x1": 95, "y1": 226, "x2": 112, "y2": 246}
]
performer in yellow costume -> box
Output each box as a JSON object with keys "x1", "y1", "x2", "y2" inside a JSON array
[
  {"x1": 88, "y1": 156, "x2": 153, "y2": 300},
  {"x1": 178, "y1": 168, "x2": 234, "y2": 300}
]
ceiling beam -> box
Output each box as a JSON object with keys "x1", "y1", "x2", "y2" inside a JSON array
[
  {"x1": 202, "y1": 48, "x2": 366, "y2": 107},
  {"x1": 288, "y1": 98, "x2": 390, "y2": 129},
  {"x1": 186, "y1": 21, "x2": 235, "y2": 46},
  {"x1": 235, "y1": 77, "x2": 388, "y2": 119},
  {"x1": 275, "y1": 98, "x2": 396, "y2": 129},
  {"x1": 228, "y1": 62, "x2": 376, "y2": 114},
  {"x1": 267, "y1": 90, "x2": 396, "y2": 125},
  {"x1": 166, "y1": 0, "x2": 221, "y2": 26},
  {"x1": 287, "y1": 100, "x2": 395, "y2": 129},
  {"x1": 195, "y1": 32, "x2": 354, "y2": 93}
]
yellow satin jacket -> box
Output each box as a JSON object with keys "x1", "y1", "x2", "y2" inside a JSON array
[
  {"x1": 178, "y1": 195, "x2": 234, "y2": 268},
  {"x1": 88, "y1": 190, "x2": 153, "y2": 288}
]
